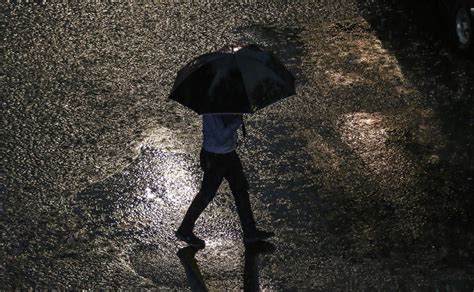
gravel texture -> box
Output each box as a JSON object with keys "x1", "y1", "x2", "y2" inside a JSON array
[{"x1": 1, "y1": 0, "x2": 473, "y2": 290}]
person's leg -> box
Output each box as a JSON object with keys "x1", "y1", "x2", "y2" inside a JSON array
[
  {"x1": 177, "y1": 151, "x2": 224, "y2": 235},
  {"x1": 224, "y1": 152, "x2": 257, "y2": 238}
]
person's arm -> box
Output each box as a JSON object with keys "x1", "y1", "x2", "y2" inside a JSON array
[{"x1": 209, "y1": 115, "x2": 242, "y2": 144}]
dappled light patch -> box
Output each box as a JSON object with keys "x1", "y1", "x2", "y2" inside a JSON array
[
  {"x1": 339, "y1": 112, "x2": 419, "y2": 193},
  {"x1": 325, "y1": 69, "x2": 365, "y2": 86}
]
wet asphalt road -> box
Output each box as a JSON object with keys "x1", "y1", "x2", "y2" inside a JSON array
[{"x1": 2, "y1": 0, "x2": 474, "y2": 290}]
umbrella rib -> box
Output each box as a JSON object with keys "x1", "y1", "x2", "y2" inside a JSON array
[
  {"x1": 237, "y1": 51, "x2": 295, "y2": 84},
  {"x1": 234, "y1": 55, "x2": 253, "y2": 111},
  {"x1": 240, "y1": 55, "x2": 291, "y2": 89},
  {"x1": 171, "y1": 52, "x2": 225, "y2": 93}
]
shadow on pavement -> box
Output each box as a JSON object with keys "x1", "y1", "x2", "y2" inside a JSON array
[{"x1": 356, "y1": 0, "x2": 474, "y2": 269}]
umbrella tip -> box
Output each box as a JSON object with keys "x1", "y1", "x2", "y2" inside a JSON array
[{"x1": 217, "y1": 43, "x2": 245, "y2": 53}]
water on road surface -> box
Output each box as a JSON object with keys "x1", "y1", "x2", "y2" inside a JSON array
[{"x1": 2, "y1": 0, "x2": 473, "y2": 290}]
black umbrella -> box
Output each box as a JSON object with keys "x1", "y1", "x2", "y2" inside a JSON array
[{"x1": 168, "y1": 44, "x2": 296, "y2": 114}]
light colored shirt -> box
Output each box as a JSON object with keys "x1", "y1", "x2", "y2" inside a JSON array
[{"x1": 202, "y1": 114, "x2": 242, "y2": 154}]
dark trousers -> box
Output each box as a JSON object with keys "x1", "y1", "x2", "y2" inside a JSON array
[{"x1": 178, "y1": 149, "x2": 256, "y2": 237}]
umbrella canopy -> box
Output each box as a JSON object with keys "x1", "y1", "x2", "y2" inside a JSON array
[{"x1": 168, "y1": 44, "x2": 296, "y2": 114}]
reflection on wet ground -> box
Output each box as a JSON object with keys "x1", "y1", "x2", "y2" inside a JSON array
[
  {"x1": 177, "y1": 241, "x2": 275, "y2": 292},
  {"x1": 2, "y1": 0, "x2": 474, "y2": 290}
]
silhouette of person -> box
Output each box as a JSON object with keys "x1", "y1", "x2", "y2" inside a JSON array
[
  {"x1": 175, "y1": 114, "x2": 273, "y2": 248},
  {"x1": 177, "y1": 241, "x2": 275, "y2": 292}
]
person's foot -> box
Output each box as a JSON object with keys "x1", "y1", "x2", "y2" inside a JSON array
[
  {"x1": 175, "y1": 230, "x2": 205, "y2": 249},
  {"x1": 243, "y1": 229, "x2": 275, "y2": 244}
]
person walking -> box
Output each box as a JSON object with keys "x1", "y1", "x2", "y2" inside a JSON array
[{"x1": 175, "y1": 114, "x2": 274, "y2": 248}]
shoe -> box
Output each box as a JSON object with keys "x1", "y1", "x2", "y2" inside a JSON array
[
  {"x1": 175, "y1": 230, "x2": 205, "y2": 249},
  {"x1": 177, "y1": 246, "x2": 201, "y2": 259},
  {"x1": 243, "y1": 229, "x2": 275, "y2": 244}
]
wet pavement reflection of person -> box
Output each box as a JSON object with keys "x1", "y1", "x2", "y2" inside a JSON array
[{"x1": 177, "y1": 241, "x2": 276, "y2": 292}]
